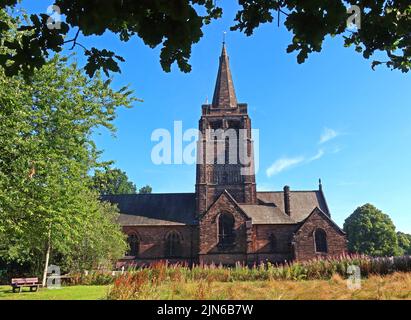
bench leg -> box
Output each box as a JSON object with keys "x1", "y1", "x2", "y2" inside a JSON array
[
  {"x1": 12, "y1": 287, "x2": 16, "y2": 293},
  {"x1": 19, "y1": 286, "x2": 22, "y2": 293}
]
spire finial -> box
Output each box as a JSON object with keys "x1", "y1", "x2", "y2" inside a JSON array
[
  {"x1": 319, "y1": 178, "x2": 323, "y2": 191},
  {"x1": 223, "y1": 31, "x2": 227, "y2": 44}
]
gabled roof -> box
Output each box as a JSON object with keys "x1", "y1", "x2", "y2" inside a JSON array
[
  {"x1": 295, "y1": 207, "x2": 346, "y2": 235},
  {"x1": 257, "y1": 191, "x2": 329, "y2": 223},
  {"x1": 101, "y1": 193, "x2": 196, "y2": 226},
  {"x1": 212, "y1": 43, "x2": 238, "y2": 109},
  {"x1": 201, "y1": 189, "x2": 251, "y2": 222}
]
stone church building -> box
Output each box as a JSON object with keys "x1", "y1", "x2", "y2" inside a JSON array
[{"x1": 104, "y1": 44, "x2": 347, "y2": 266}]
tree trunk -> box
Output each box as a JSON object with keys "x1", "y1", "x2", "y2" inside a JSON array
[{"x1": 42, "y1": 227, "x2": 51, "y2": 287}]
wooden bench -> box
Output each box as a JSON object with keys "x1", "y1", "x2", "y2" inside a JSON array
[{"x1": 11, "y1": 278, "x2": 41, "y2": 293}]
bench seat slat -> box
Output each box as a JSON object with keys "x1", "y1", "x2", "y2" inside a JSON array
[{"x1": 11, "y1": 277, "x2": 40, "y2": 287}]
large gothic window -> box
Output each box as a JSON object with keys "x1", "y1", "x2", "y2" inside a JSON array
[
  {"x1": 165, "y1": 231, "x2": 182, "y2": 258},
  {"x1": 218, "y1": 213, "x2": 235, "y2": 247},
  {"x1": 314, "y1": 228, "x2": 328, "y2": 253},
  {"x1": 127, "y1": 234, "x2": 139, "y2": 257}
]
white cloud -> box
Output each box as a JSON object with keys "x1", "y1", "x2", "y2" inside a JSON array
[
  {"x1": 308, "y1": 149, "x2": 324, "y2": 162},
  {"x1": 319, "y1": 128, "x2": 339, "y2": 144},
  {"x1": 265, "y1": 128, "x2": 344, "y2": 178},
  {"x1": 266, "y1": 156, "x2": 305, "y2": 177},
  {"x1": 331, "y1": 145, "x2": 342, "y2": 154}
]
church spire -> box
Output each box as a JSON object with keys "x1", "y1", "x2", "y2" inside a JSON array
[{"x1": 212, "y1": 42, "x2": 238, "y2": 108}]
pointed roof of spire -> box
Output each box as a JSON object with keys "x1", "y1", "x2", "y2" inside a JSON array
[{"x1": 212, "y1": 43, "x2": 238, "y2": 108}]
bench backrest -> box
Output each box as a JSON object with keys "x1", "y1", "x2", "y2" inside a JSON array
[{"x1": 11, "y1": 277, "x2": 39, "y2": 285}]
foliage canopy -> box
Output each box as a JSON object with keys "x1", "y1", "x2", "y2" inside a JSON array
[
  {"x1": 343, "y1": 203, "x2": 402, "y2": 256},
  {"x1": 92, "y1": 168, "x2": 137, "y2": 195},
  {"x1": 0, "y1": 1, "x2": 409, "y2": 78},
  {"x1": 0, "y1": 55, "x2": 135, "y2": 274}
]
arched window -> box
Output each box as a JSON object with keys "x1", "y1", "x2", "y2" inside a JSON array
[
  {"x1": 165, "y1": 231, "x2": 182, "y2": 258},
  {"x1": 314, "y1": 229, "x2": 328, "y2": 253},
  {"x1": 127, "y1": 234, "x2": 139, "y2": 257},
  {"x1": 269, "y1": 233, "x2": 277, "y2": 252},
  {"x1": 218, "y1": 213, "x2": 235, "y2": 247}
]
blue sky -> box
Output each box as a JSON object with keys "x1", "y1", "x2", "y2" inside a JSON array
[{"x1": 23, "y1": 1, "x2": 411, "y2": 232}]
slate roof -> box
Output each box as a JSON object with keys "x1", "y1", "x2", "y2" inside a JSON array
[
  {"x1": 102, "y1": 190, "x2": 329, "y2": 226},
  {"x1": 239, "y1": 204, "x2": 295, "y2": 224},
  {"x1": 101, "y1": 193, "x2": 196, "y2": 226},
  {"x1": 256, "y1": 191, "x2": 330, "y2": 223}
]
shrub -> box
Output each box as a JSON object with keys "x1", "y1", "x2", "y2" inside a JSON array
[{"x1": 68, "y1": 271, "x2": 117, "y2": 286}]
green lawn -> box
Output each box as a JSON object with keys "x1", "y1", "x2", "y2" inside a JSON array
[{"x1": 0, "y1": 285, "x2": 110, "y2": 300}]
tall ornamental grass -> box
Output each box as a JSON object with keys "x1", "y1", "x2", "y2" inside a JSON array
[{"x1": 106, "y1": 255, "x2": 411, "y2": 299}]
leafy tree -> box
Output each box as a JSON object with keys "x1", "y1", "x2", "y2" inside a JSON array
[
  {"x1": 1, "y1": 1, "x2": 410, "y2": 78},
  {"x1": 139, "y1": 185, "x2": 152, "y2": 194},
  {"x1": 0, "y1": 55, "x2": 134, "y2": 283},
  {"x1": 92, "y1": 168, "x2": 137, "y2": 195},
  {"x1": 343, "y1": 204, "x2": 402, "y2": 257},
  {"x1": 397, "y1": 232, "x2": 411, "y2": 255},
  {"x1": 58, "y1": 190, "x2": 128, "y2": 272}
]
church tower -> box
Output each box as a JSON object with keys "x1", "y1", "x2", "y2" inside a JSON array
[{"x1": 195, "y1": 43, "x2": 257, "y2": 215}]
